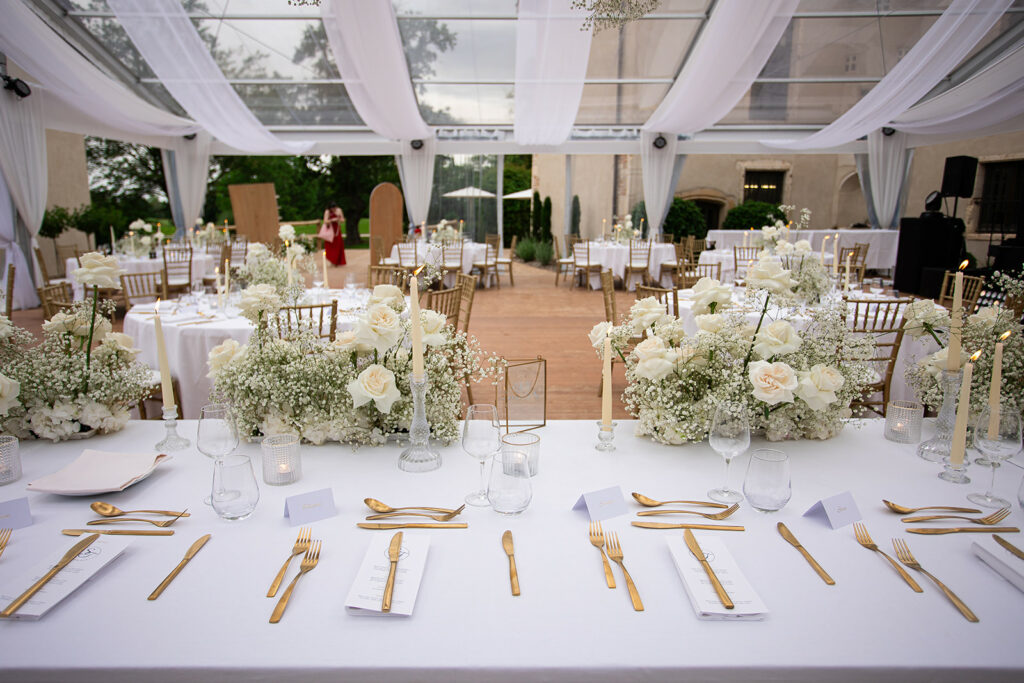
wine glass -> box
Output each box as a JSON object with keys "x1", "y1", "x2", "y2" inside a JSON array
[
  {"x1": 969, "y1": 406, "x2": 1022, "y2": 508},
  {"x1": 462, "y1": 404, "x2": 501, "y2": 506},
  {"x1": 743, "y1": 449, "x2": 791, "y2": 512},
  {"x1": 707, "y1": 406, "x2": 750, "y2": 503},
  {"x1": 197, "y1": 403, "x2": 239, "y2": 505}
]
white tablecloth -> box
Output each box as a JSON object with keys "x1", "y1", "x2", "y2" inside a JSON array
[
  {"x1": 697, "y1": 249, "x2": 836, "y2": 285},
  {"x1": 388, "y1": 241, "x2": 491, "y2": 287},
  {"x1": 66, "y1": 254, "x2": 216, "y2": 300},
  {"x1": 2, "y1": 419, "x2": 1022, "y2": 682},
  {"x1": 583, "y1": 242, "x2": 676, "y2": 290},
  {"x1": 706, "y1": 230, "x2": 898, "y2": 270}
]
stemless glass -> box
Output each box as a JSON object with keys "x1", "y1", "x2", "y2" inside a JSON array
[
  {"x1": 211, "y1": 454, "x2": 260, "y2": 521},
  {"x1": 743, "y1": 449, "x2": 792, "y2": 512},
  {"x1": 707, "y1": 406, "x2": 750, "y2": 503},
  {"x1": 487, "y1": 448, "x2": 532, "y2": 515},
  {"x1": 197, "y1": 403, "x2": 239, "y2": 505},
  {"x1": 462, "y1": 404, "x2": 501, "y2": 506},
  {"x1": 969, "y1": 407, "x2": 1022, "y2": 508}
]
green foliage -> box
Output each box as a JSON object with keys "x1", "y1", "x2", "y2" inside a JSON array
[
  {"x1": 535, "y1": 240, "x2": 554, "y2": 266},
  {"x1": 74, "y1": 204, "x2": 127, "y2": 239},
  {"x1": 501, "y1": 155, "x2": 532, "y2": 246},
  {"x1": 516, "y1": 236, "x2": 537, "y2": 262},
  {"x1": 722, "y1": 201, "x2": 785, "y2": 230},
  {"x1": 632, "y1": 200, "x2": 648, "y2": 237},
  {"x1": 40, "y1": 207, "x2": 74, "y2": 239},
  {"x1": 663, "y1": 198, "x2": 707, "y2": 240},
  {"x1": 571, "y1": 195, "x2": 581, "y2": 236},
  {"x1": 531, "y1": 191, "x2": 542, "y2": 239},
  {"x1": 541, "y1": 197, "x2": 552, "y2": 240}
]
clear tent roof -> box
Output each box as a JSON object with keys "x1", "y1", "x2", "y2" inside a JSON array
[{"x1": 19, "y1": 0, "x2": 1024, "y2": 152}]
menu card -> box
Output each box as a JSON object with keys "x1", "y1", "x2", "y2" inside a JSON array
[
  {"x1": 344, "y1": 534, "x2": 429, "y2": 617},
  {"x1": 0, "y1": 536, "x2": 131, "y2": 620},
  {"x1": 667, "y1": 535, "x2": 769, "y2": 621}
]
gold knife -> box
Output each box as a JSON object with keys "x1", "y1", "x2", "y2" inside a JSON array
[
  {"x1": 907, "y1": 527, "x2": 1020, "y2": 535},
  {"x1": 994, "y1": 534, "x2": 1024, "y2": 561},
  {"x1": 502, "y1": 530, "x2": 520, "y2": 596},
  {"x1": 1, "y1": 534, "x2": 100, "y2": 618},
  {"x1": 148, "y1": 534, "x2": 211, "y2": 600},
  {"x1": 632, "y1": 522, "x2": 745, "y2": 531},
  {"x1": 63, "y1": 529, "x2": 174, "y2": 536},
  {"x1": 777, "y1": 522, "x2": 835, "y2": 585},
  {"x1": 683, "y1": 530, "x2": 733, "y2": 609},
  {"x1": 382, "y1": 532, "x2": 402, "y2": 613},
  {"x1": 357, "y1": 523, "x2": 468, "y2": 530}
]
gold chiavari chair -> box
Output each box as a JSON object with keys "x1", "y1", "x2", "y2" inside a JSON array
[
  {"x1": 121, "y1": 271, "x2": 167, "y2": 309},
  {"x1": 485, "y1": 233, "x2": 501, "y2": 251},
  {"x1": 600, "y1": 269, "x2": 617, "y2": 324},
  {"x1": 55, "y1": 244, "x2": 81, "y2": 276},
  {"x1": 426, "y1": 285, "x2": 461, "y2": 323},
  {"x1": 692, "y1": 238, "x2": 707, "y2": 260},
  {"x1": 495, "y1": 235, "x2": 516, "y2": 286},
  {"x1": 838, "y1": 246, "x2": 867, "y2": 285},
  {"x1": 162, "y1": 245, "x2": 193, "y2": 296},
  {"x1": 553, "y1": 236, "x2": 574, "y2": 286},
  {"x1": 658, "y1": 242, "x2": 689, "y2": 288},
  {"x1": 368, "y1": 265, "x2": 408, "y2": 290},
  {"x1": 845, "y1": 297, "x2": 913, "y2": 417},
  {"x1": 37, "y1": 282, "x2": 75, "y2": 318},
  {"x1": 275, "y1": 301, "x2": 338, "y2": 342},
  {"x1": 456, "y1": 272, "x2": 478, "y2": 333},
  {"x1": 733, "y1": 245, "x2": 761, "y2": 282},
  {"x1": 396, "y1": 241, "x2": 421, "y2": 274},
  {"x1": 230, "y1": 236, "x2": 248, "y2": 265},
  {"x1": 34, "y1": 246, "x2": 70, "y2": 286},
  {"x1": 636, "y1": 284, "x2": 679, "y2": 318},
  {"x1": 938, "y1": 271, "x2": 986, "y2": 314},
  {"x1": 677, "y1": 262, "x2": 722, "y2": 289},
  {"x1": 624, "y1": 239, "x2": 651, "y2": 289},
  {"x1": 4, "y1": 263, "x2": 13, "y2": 318},
  {"x1": 573, "y1": 240, "x2": 601, "y2": 289},
  {"x1": 441, "y1": 241, "x2": 464, "y2": 281},
  {"x1": 472, "y1": 242, "x2": 499, "y2": 288},
  {"x1": 659, "y1": 233, "x2": 676, "y2": 243}
]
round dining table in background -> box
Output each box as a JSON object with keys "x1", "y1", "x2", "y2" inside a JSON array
[
  {"x1": 66, "y1": 252, "x2": 216, "y2": 300},
  {"x1": 584, "y1": 241, "x2": 676, "y2": 290}
]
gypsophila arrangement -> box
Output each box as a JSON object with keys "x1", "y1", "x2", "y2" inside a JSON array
[
  {"x1": 757, "y1": 206, "x2": 810, "y2": 253},
  {"x1": 745, "y1": 251, "x2": 832, "y2": 306},
  {"x1": 590, "y1": 295, "x2": 874, "y2": 444},
  {"x1": 233, "y1": 244, "x2": 304, "y2": 303}
]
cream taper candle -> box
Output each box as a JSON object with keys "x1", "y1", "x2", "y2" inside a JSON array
[
  {"x1": 820, "y1": 234, "x2": 829, "y2": 261},
  {"x1": 832, "y1": 233, "x2": 839, "y2": 274},
  {"x1": 409, "y1": 274, "x2": 424, "y2": 380},
  {"x1": 947, "y1": 270, "x2": 963, "y2": 371},
  {"x1": 987, "y1": 331, "x2": 1011, "y2": 437},
  {"x1": 153, "y1": 300, "x2": 175, "y2": 410},
  {"x1": 602, "y1": 336, "x2": 612, "y2": 430},
  {"x1": 321, "y1": 249, "x2": 329, "y2": 287},
  {"x1": 950, "y1": 351, "x2": 980, "y2": 466}
]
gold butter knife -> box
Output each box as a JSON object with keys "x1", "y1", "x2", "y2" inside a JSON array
[
  {"x1": 502, "y1": 530, "x2": 520, "y2": 596},
  {"x1": 1, "y1": 534, "x2": 100, "y2": 618},
  {"x1": 907, "y1": 527, "x2": 1020, "y2": 535},
  {"x1": 683, "y1": 530, "x2": 733, "y2": 609},
  {"x1": 357, "y1": 523, "x2": 468, "y2": 530},
  {"x1": 382, "y1": 532, "x2": 402, "y2": 613},
  {"x1": 777, "y1": 522, "x2": 835, "y2": 585},
  {"x1": 63, "y1": 529, "x2": 174, "y2": 536},
  {"x1": 632, "y1": 522, "x2": 745, "y2": 531},
  {"x1": 994, "y1": 534, "x2": 1024, "y2": 561},
  {"x1": 148, "y1": 534, "x2": 211, "y2": 600}
]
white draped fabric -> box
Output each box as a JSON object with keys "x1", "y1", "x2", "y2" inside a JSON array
[
  {"x1": 513, "y1": 0, "x2": 593, "y2": 146},
  {"x1": 108, "y1": 0, "x2": 310, "y2": 154},
  {"x1": 866, "y1": 130, "x2": 914, "y2": 230},
  {"x1": 396, "y1": 137, "x2": 437, "y2": 229},
  {"x1": 0, "y1": 0, "x2": 199, "y2": 144},
  {"x1": 321, "y1": 0, "x2": 431, "y2": 141},
  {"x1": 768, "y1": 0, "x2": 1011, "y2": 150},
  {"x1": 161, "y1": 132, "x2": 212, "y2": 234},
  {"x1": 0, "y1": 170, "x2": 39, "y2": 310},
  {"x1": 640, "y1": 131, "x2": 680, "y2": 236},
  {"x1": 643, "y1": 0, "x2": 799, "y2": 134}
]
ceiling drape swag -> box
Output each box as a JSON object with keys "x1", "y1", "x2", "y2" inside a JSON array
[
  {"x1": 513, "y1": 0, "x2": 593, "y2": 146},
  {"x1": 321, "y1": 0, "x2": 431, "y2": 141},
  {"x1": 641, "y1": 131, "x2": 681, "y2": 237},
  {"x1": 643, "y1": 0, "x2": 799, "y2": 135},
  {"x1": 161, "y1": 132, "x2": 212, "y2": 235},
  {"x1": 866, "y1": 130, "x2": 914, "y2": 230},
  {"x1": 108, "y1": 0, "x2": 310, "y2": 154},
  {"x1": 396, "y1": 137, "x2": 437, "y2": 229},
  {"x1": 767, "y1": 0, "x2": 1012, "y2": 150}
]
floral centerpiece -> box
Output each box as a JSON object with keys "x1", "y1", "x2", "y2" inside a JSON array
[
  {"x1": 193, "y1": 221, "x2": 229, "y2": 249},
  {"x1": 433, "y1": 220, "x2": 458, "y2": 243},
  {"x1": 591, "y1": 292, "x2": 874, "y2": 444},
  {"x1": 745, "y1": 250, "x2": 831, "y2": 306},
  {"x1": 232, "y1": 239, "x2": 308, "y2": 303},
  {"x1": 207, "y1": 284, "x2": 503, "y2": 445},
  {"x1": 756, "y1": 205, "x2": 810, "y2": 253}
]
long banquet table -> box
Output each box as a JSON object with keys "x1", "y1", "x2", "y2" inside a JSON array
[{"x1": 2, "y1": 419, "x2": 1022, "y2": 682}]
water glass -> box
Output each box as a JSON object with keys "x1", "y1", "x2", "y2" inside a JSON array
[
  {"x1": 487, "y1": 448, "x2": 532, "y2": 515},
  {"x1": 211, "y1": 454, "x2": 260, "y2": 521},
  {"x1": 500, "y1": 432, "x2": 540, "y2": 476},
  {"x1": 261, "y1": 434, "x2": 301, "y2": 485},
  {"x1": 743, "y1": 449, "x2": 792, "y2": 512},
  {"x1": 0, "y1": 435, "x2": 22, "y2": 485},
  {"x1": 707, "y1": 406, "x2": 750, "y2": 503}
]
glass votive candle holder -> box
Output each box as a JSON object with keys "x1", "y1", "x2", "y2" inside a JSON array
[
  {"x1": 885, "y1": 401, "x2": 924, "y2": 443},
  {"x1": 0, "y1": 435, "x2": 21, "y2": 485},
  {"x1": 500, "y1": 431, "x2": 540, "y2": 477},
  {"x1": 261, "y1": 434, "x2": 301, "y2": 485}
]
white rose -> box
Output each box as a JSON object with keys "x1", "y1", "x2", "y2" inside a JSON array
[
  {"x1": 73, "y1": 252, "x2": 124, "y2": 289},
  {"x1": 968, "y1": 306, "x2": 998, "y2": 326},
  {"x1": 331, "y1": 330, "x2": 362, "y2": 354},
  {"x1": 140, "y1": 235, "x2": 152, "y2": 247},
  {"x1": 794, "y1": 239, "x2": 812, "y2": 254},
  {"x1": 589, "y1": 321, "x2": 613, "y2": 350},
  {"x1": 420, "y1": 309, "x2": 448, "y2": 346},
  {"x1": 922, "y1": 347, "x2": 967, "y2": 378},
  {"x1": 369, "y1": 284, "x2": 405, "y2": 311},
  {"x1": 902, "y1": 299, "x2": 950, "y2": 340},
  {"x1": 103, "y1": 332, "x2": 140, "y2": 356},
  {"x1": 746, "y1": 259, "x2": 796, "y2": 295},
  {"x1": 238, "y1": 284, "x2": 282, "y2": 320},
  {"x1": 0, "y1": 314, "x2": 13, "y2": 340},
  {"x1": 348, "y1": 364, "x2": 402, "y2": 413},
  {"x1": 752, "y1": 320, "x2": 802, "y2": 359},
  {"x1": 287, "y1": 243, "x2": 305, "y2": 259},
  {"x1": 278, "y1": 224, "x2": 296, "y2": 242},
  {"x1": 762, "y1": 225, "x2": 779, "y2": 240},
  {"x1": 207, "y1": 338, "x2": 243, "y2": 378},
  {"x1": 630, "y1": 297, "x2": 668, "y2": 332},
  {"x1": 0, "y1": 373, "x2": 20, "y2": 416},
  {"x1": 633, "y1": 336, "x2": 675, "y2": 381},
  {"x1": 246, "y1": 243, "x2": 270, "y2": 261},
  {"x1": 129, "y1": 218, "x2": 148, "y2": 232},
  {"x1": 694, "y1": 313, "x2": 725, "y2": 335},
  {"x1": 261, "y1": 412, "x2": 298, "y2": 437},
  {"x1": 775, "y1": 240, "x2": 794, "y2": 255},
  {"x1": 356, "y1": 304, "x2": 404, "y2": 353},
  {"x1": 748, "y1": 360, "x2": 798, "y2": 405},
  {"x1": 795, "y1": 364, "x2": 845, "y2": 410},
  {"x1": 691, "y1": 277, "x2": 733, "y2": 315},
  {"x1": 78, "y1": 399, "x2": 113, "y2": 430}
]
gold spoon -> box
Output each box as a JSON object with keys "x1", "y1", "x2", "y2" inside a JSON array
[
  {"x1": 882, "y1": 500, "x2": 981, "y2": 515},
  {"x1": 364, "y1": 498, "x2": 460, "y2": 515},
  {"x1": 366, "y1": 504, "x2": 466, "y2": 522},
  {"x1": 636, "y1": 503, "x2": 740, "y2": 520},
  {"x1": 87, "y1": 517, "x2": 181, "y2": 528},
  {"x1": 91, "y1": 502, "x2": 191, "y2": 518},
  {"x1": 631, "y1": 492, "x2": 728, "y2": 509}
]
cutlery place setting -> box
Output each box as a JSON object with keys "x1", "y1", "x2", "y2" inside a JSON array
[
  {"x1": 73, "y1": 500, "x2": 191, "y2": 535},
  {"x1": 629, "y1": 491, "x2": 746, "y2": 531},
  {"x1": 587, "y1": 521, "x2": 643, "y2": 611},
  {"x1": 355, "y1": 497, "x2": 469, "y2": 530},
  {"x1": 883, "y1": 499, "x2": 1020, "y2": 535},
  {"x1": 268, "y1": 526, "x2": 323, "y2": 623}
]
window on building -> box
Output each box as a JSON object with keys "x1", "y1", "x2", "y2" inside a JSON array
[
  {"x1": 844, "y1": 54, "x2": 857, "y2": 73},
  {"x1": 977, "y1": 160, "x2": 1023, "y2": 235},
  {"x1": 743, "y1": 171, "x2": 785, "y2": 205},
  {"x1": 694, "y1": 200, "x2": 723, "y2": 231}
]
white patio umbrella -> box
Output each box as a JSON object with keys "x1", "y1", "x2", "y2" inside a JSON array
[
  {"x1": 442, "y1": 186, "x2": 496, "y2": 198},
  {"x1": 502, "y1": 188, "x2": 534, "y2": 199}
]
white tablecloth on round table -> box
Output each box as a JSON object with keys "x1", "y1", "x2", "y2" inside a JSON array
[
  {"x1": 3, "y1": 418, "x2": 1022, "y2": 682},
  {"x1": 66, "y1": 253, "x2": 216, "y2": 300},
  {"x1": 699, "y1": 249, "x2": 836, "y2": 284},
  {"x1": 388, "y1": 241, "x2": 491, "y2": 287},
  {"x1": 706, "y1": 229, "x2": 898, "y2": 270},
  {"x1": 583, "y1": 242, "x2": 676, "y2": 290}
]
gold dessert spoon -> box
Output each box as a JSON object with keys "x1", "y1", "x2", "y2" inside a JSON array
[
  {"x1": 366, "y1": 505, "x2": 466, "y2": 522},
  {"x1": 636, "y1": 503, "x2": 740, "y2": 520},
  {"x1": 883, "y1": 500, "x2": 981, "y2": 514},
  {"x1": 90, "y1": 501, "x2": 190, "y2": 518},
  {"x1": 364, "y1": 497, "x2": 460, "y2": 514},
  {"x1": 631, "y1": 492, "x2": 728, "y2": 509}
]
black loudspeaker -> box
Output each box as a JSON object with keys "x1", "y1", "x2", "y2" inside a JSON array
[
  {"x1": 940, "y1": 156, "x2": 978, "y2": 198},
  {"x1": 895, "y1": 215, "x2": 965, "y2": 296}
]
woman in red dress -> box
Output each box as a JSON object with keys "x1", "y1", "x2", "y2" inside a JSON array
[{"x1": 322, "y1": 202, "x2": 346, "y2": 266}]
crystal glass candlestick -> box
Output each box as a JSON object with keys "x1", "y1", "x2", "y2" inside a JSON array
[
  {"x1": 939, "y1": 455, "x2": 971, "y2": 484},
  {"x1": 156, "y1": 405, "x2": 191, "y2": 451},
  {"x1": 917, "y1": 369, "x2": 962, "y2": 462},
  {"x1": 595, "y1": 421, "x2": 617, "y2": 452},
  {"x1": 398, "y1": 376, "x2": 441, "y2": 472}
]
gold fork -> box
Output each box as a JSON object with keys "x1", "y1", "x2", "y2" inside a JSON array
[
  {"x1": 588, "y1": 521, "x2": 616, "y2": 589},
  {"x1": 267, "y1": 527, "x2": 311, "y2": 597},
  {"x1": 86, "y1": 517, "x2": 179, "y2": 527},
  {"x1": 852, "y1": 522, "x2": 922, "y2": 592},
  {"x1": 269, "y1": 540, "x2": 321, "y2": 623},
  {"x1": 0, "y1": 528, "x2": 11, "y2": 561},
  {"x1": 366, "y1": 505, "x2": 465, "y2": 522},
  {"x1": 605, "y1": 532, "x2": 644, "y2": 611},
  {"x1": 636, "y1": 503, "x2": 740, "y2": 520},
  {"x1": 892, "y1": 538, "x2": 978, "y2": 622},
  {"x1": 901, "y1": 508, "x2": 1010, "y2": 525}
]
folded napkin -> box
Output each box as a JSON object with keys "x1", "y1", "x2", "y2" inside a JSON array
[
  {"x1": 667, "y1": 534, "x2": 769, "y2": 621},
  {"x1": 27, "y1": 449, "x2": 170, "y2": 496},
  {"x1": 973, "y1": 540, "x2": 1024, "y2": 594}
]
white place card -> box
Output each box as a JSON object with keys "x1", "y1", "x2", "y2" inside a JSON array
[
  {"x1": 973, "y1": 541, "x2": 1024, "y2": 594},
  {"x1": 0, "y1": 536, "x2": 131, "y2": 620},
  {"x1": 283, "y1": 488, "x2": 336, "y2": 526},
  {"x1": 572, "y1": 486, "x2": 627, "y2": 521},
  {"x1": 667, "y1": 534, "x2": 768, "y2": 621},
  {"x1": 803, "y1": 491, "x2": 861, "y2": 530},
  {"x1": 344, "y1": 534, "x2": 430, "y2": 617},
  {"x1": 0, "y1": 497, "x2": 32, "y2": 529}
]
